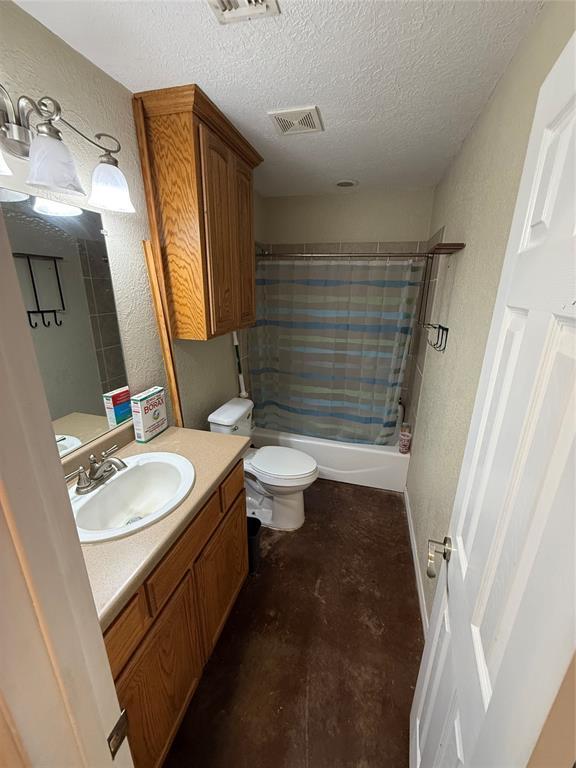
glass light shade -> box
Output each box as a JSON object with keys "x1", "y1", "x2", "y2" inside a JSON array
[
  {"x1": 0, "y1": 189, "x2": 29, "y2": 202},
  {"x1": 26, "y1": 134, "x2": 85, "y2": 195},
  {"x1": 88, "y1": 162, "x2": 135, "y2": 213},
  {"x1": 0, "y1": 150, "x2": 13, "y2": 176},
  {"x1": 33, "y1": 197, "x2": 82, "y2": 217}
]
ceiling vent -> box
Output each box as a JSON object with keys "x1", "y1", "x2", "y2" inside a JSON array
[
  {"x1": 268, "y1": 107, "x2": 324, "y2": 136},
  {"x1": 207, "y1": 0, "x2": 280, "y2": 24}
]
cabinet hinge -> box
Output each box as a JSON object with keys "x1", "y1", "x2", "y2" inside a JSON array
[{"x1": 107, "y1": 709, "x2": 128, "y2": 760}]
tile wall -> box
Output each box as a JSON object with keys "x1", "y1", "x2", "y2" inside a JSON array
[{"x1": 78, "y1": 238, "x2": 128, "y2": 395}]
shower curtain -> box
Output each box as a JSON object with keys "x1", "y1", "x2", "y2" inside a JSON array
[{"x1": 248, "y1": 256, "x2": 424, "y2": 445}]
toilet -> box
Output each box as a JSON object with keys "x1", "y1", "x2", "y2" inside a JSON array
[{"x1": 208, "y1": 398, "x2": 318, "y2": 530}]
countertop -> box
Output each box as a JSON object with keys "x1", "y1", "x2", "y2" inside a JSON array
[
  {"x1": 53, "y1": 412, "x2": 111, "y2": 446},
  {"x1": 80, "y1": 426, "x2": 249, "y2": 631}
]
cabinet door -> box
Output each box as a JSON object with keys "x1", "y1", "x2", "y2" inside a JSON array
[
  {"x1": 199, "y1": 123, "x2": 236, "y2": 335},
  {"x1": 234, "y1": 157, "x2": 256, "y2": 326},
  {"x1": 117, "y1": 575, "x2": 202, "y2": 768},
  {"x1": 195, "y1": 491, "x2": 248, "y2": 658}
]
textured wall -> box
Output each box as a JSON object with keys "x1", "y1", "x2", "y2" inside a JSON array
[
  {"x1": 174, "y1": 336, "x2": 240, "y2": 430},
  {"x1": 0, "y1": 1, "x2": 238, "y2": 429},
  {"x1": 406, "y1": 2, "x2": 576, "y2": 616},
  {"x1": 259, "y1": 188, "x2": 433, "y2": 244}
]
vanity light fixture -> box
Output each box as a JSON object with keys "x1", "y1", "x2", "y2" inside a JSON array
[
  {"x1": 0, "y1": 188, "x2": 28, "y2": 202},
  {"x1": 0, "y1": 83, "x2": 134, "y2": 213},
  {"x1": 33, "y1": 197, "x2": 82, "y2": 217},
  {"x1": 88, "y1": 145, "x2": 135, "y2": 213},
  {"x1": 0, "y1": 147, "x2": 12, "y2": 176}
]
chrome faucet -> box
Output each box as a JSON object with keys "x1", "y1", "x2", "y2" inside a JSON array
[{"x1": 65, "y1": 445, "x2": 127, "y2": 495}]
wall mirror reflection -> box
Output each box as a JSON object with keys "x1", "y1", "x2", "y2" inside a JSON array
[{"x1": 1, "y1": 188, "x2": 130, "y2": 457}]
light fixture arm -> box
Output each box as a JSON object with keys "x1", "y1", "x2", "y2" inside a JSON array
[
  {"x1": 59, "y1": 121, "x2": 122, "y2": 165},
  {"x1": 17, "y1": 95, "x2": 60, "y2": 127},
  {"x1": 0, "y1": 83, "x2": 17, "y2": 124},
  {"x1": 0, "y1": 81, "x2": 122, "y2": 163}
]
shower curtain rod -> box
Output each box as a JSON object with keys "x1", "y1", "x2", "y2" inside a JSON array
[
  {"x1": 258, "y1": 252, "x2": 429, "y2": 259},
  {"x1": 258, "y1": 243, "x2": 465, "y2": 259}
]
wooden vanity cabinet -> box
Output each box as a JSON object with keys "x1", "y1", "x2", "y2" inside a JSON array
[
  {"x1": 195, "y1": 492, "x2": 249, "y2": 657},
  {"x1": 116, "y1": 575, "x2": 202, "y2": 768},
  {"x1": 133, "y1": 85, "x2": 262, "y2": 341},
  {"x1": 103, "y1": 460, "x2": 248, "y2": 768}
]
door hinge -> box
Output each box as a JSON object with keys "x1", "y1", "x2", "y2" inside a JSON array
[{"x1": 107, "y1": 709, "x2": 128, "y2": 760}]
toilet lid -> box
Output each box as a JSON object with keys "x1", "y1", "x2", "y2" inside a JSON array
[{"x1": 250, "y1": 446, "x2": 317, "y2": 480}]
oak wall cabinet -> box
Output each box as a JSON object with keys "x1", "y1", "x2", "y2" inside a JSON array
[
  {"x1": 104, "y1": 461, "x2": 248, "y2": 768},
  {"x1": 133, "y1": 85, "x2": 262, "y2": 340}
]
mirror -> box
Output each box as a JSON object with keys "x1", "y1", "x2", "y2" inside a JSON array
[{"x1": 1, "y1": 188, "x2": 130, "y2": 458}]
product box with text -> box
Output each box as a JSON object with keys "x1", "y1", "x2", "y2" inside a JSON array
[
  {"x1": 131, "y1": 386, "x2": 168, "y2": 443},
  {"x1": 103, "y1": 386, "x2": 131, "y2": 429}
]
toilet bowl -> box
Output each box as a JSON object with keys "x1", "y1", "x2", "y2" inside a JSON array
[
  {"x1": 243, "y1": 446, "x2": 318, "y2": 530},
  {"x1": 207, "y1": 398, "x2": 318, "y2": 530}
]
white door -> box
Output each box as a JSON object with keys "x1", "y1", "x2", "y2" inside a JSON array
[{"x1": 410, "y1": 34, "x2": 576, "y2": 768}]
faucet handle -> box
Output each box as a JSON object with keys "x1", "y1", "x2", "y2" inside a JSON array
[{"x1": 64, "y1": 465, "x2": 91, "y2": 492}]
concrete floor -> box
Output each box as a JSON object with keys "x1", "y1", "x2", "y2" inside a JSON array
[{"x1": 165, "y1": 479, "x2": 424, "y2": 768}]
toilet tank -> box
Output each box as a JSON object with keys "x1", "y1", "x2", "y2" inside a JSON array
[{"x1": 208, "y1": 397, "x2": 254, "y2": 436}]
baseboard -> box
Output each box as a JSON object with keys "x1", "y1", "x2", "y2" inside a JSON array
[{"x1": 403, "y1": 488, "x2": 429, "y2": 637}]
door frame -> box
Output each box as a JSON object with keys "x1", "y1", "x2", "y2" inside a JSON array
[{"x1": 0, "y1": 212, "x2": 133, "y2": 766}]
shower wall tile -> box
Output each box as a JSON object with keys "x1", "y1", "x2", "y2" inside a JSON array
[
  {"x1": 103, "y1": 345, "x2": 126, "y2": 383},
  {"x1": 92, "y1": 278, "x2": 116, "y2": 315},
  {"x1": 95, "y1": 348, "x2": 107, "y2": 382},
  {"x1": 87, "y1": 240, "x2": 111, "y2": 279},
  {"x1": 340, "y1": 242, "x2": 378, "y2": 253},
  {"x1": 80, "y1": 237, "x2": 128, "y2": 396},
  {"x1": 269, "y1": 243, "x2": 306, "y2": 254},
  {"x1": 84, "y1": 278, "x2": 96, "y2": 314},
  {"x1": 377, "y1": 241, "x2": 419, "y2": 254},
  {"x1": 78, "y1": 240, "x2": 90, "y2": 277},
  {"x1": 106, "y1": 375, "x2": 128, "y2": 393},
  {"x1": 99, "y1": 313, "x2": 121, "y2": 348},
  {"x1": 90, "y1": 315, "x2": 102, "y2": 350},
  {"x1": 306, "y1": 242, "x2": 341, "y2": 254}
]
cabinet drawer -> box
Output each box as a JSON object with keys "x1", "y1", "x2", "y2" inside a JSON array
[
  {"x1": 104, "y1": 588, "x2": 151, "y2": 680},
  {"x1": 220, "y1": 460, "x2": 244, "y2": 513},
  {"x1": 146, "y1": 491, "x2": 222, "y2": 615}
]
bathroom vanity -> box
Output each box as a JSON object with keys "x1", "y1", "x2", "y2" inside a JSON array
[{"x1": 79, "y1": 427, "x2": 250, "y2": 768}]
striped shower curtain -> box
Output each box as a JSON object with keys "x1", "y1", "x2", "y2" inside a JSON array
[{"x1": 248, "y1": 256, "x2": 424, "y2": 445}]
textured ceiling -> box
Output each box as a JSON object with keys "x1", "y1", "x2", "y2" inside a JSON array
[{"x1": 16, "y1": 0, "x2": 541, "y2": 197}]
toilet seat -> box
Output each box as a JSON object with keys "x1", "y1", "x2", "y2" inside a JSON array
[{"x1": 245, "y1": 446, "x2": 318, "y2": 484}]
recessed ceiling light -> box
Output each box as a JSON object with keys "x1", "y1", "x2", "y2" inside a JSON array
[
  {"x1": 336, "y1": 179, "x2": 359, "y2": 188},
  {"x1": 33, "y1": 197, "x2": 83, "y2": 217}
]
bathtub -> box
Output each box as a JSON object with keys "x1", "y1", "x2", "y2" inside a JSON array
[{"x1": 251, "y1": 427, "x2": 410, "y2": 492}]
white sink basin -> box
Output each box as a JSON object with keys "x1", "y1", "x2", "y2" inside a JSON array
[
  {"x1": 70, "y1": 452, "x2": 195, "y2": 543},
  {"x1": 57, "y1": 434, "x2": 82, "y2": 457}
]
